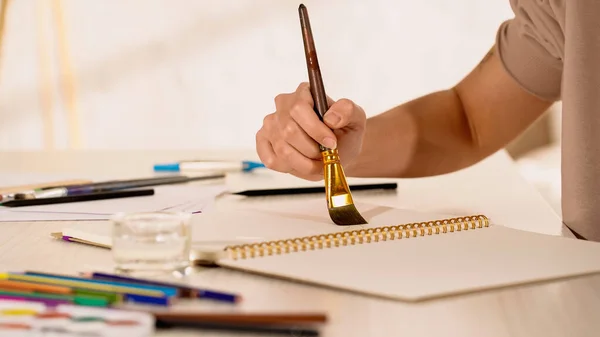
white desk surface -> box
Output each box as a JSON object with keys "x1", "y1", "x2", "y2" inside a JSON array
[{"x1": 1, "y1": 149, "x2": 599, "y2": 337}]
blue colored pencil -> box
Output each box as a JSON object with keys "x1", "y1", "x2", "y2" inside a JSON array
[
  {"x1": 86, "y1": 272, "x2": 241, "y2": 304},
  {"x1": 22, "y1": 271, "x2": 178, "y2": 298}
]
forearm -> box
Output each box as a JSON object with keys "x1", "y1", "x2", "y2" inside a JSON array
[
  {"x1": 346, "y1": 89, "x2": 486, "y2": 178},
  {"x1": 345, "y1": 46, "x2": 554, "y2": 178}
]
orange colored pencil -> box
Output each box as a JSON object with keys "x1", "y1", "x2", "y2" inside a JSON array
[
  {"x1": 0, "y1": 286, "x2": 33, "y2": 294},
  {"x1": 0, "y1": 280, "x2": 72, "y2": 295}
]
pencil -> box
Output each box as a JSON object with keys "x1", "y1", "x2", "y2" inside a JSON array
[
  {"x1": 0, "y1": 273, "x2": 170, "y2": 306},
  {"x1": 0, "y1": 294, "x2": 69, "y2": 307},
  {"x1": 152, "y1": 311, "x2": 328, "y2": 324},
  {"x1": 23, "y1": 271, "x2": 179, "y2": 297},
  {"x1": 233, "y1": 183, "x2": 398, "y2": 196},
  {"x1": 0, "y1": 289, "x2": 108, "y2": 307},
  {"x1": 84, "y1": 272, "x2": 241, "y2": 304},
  {"x1": 154, "y1": 319, "x2": 320, "y2": 336},
  {"x1": 0, "y1": 280, "x2": 72, "y2": 295}
]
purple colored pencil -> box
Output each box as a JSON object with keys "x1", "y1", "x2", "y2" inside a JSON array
[
  {"x1": 57, "y1": 235, "x2": 109, "y2": 249},
  {"x1": 0, "y1": 294, "x2": 69, "y2": 307}
]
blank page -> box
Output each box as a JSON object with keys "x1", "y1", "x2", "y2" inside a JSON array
[
  {"x1": 58, "y1": 203, "x2": 456, "y2": 255},
  {"x1": 218, "y1": 225, "x2": 600, "y2": 301}
]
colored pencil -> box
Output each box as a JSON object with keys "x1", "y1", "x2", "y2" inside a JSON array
[
  {"x1": 0, "y1": 294, "x2": 69, "y2": 307},
  {"x1": 85, "y1": 272, "x2": 241, "y2": 304},
  {"x1": 0, "y1": 273, "x2": 169, "y2": 306},
  {"x1": 0, "y1": 280, "x2": 71, "y2": 295},
  {"x1": 50, "y1": 233, "x2": 110, "y2": 249},
  {"x1": 23, "y1": 271, "x2": 179, "y2": 297},
  {"x1": 0, "y1": 290, "x2": 108, "y2": 307},
  {"x1": 72, "y1": 288, "x2": 122, "y2": 304}
]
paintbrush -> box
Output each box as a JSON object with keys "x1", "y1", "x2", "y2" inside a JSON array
[{"x1": 298, "y1": 4, "x2": 367, "y2": 226}]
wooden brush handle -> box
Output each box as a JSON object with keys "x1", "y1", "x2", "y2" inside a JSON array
[{"x1": 299, "y1": 4, "x2": 331, "y2": 153}]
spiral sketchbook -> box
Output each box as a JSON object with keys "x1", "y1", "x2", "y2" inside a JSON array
[
  {"x1": 51, "y1": 202, "x2": 600, "y2": 301},
  {"x1": 209, "y1": 205, "x2": 600, "y2": 302}
]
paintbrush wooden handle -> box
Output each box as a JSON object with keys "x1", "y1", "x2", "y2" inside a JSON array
[{"x1": 299, "y1": 4, "x2": 331, "y2": 153}]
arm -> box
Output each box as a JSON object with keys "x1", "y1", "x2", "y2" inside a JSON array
[{"x1": 345, "y1": 46, "x2": 554, "y2": 178}]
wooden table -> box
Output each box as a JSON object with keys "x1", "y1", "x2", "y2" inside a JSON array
[{"x1": 1, "y1": 149, "x2": 598, "y2": 337}]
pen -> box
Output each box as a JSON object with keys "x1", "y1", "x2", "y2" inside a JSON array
[{"x1": 153, "y1": 160, "x2": 265, "y2": 173}]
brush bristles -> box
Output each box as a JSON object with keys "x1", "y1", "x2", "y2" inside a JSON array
[
  {"x1": 321, "y1": 148, "x2": 367, "y2": 226},
  {"x1": 328, "y1": 204, "x2": 368, "y2": 226}
]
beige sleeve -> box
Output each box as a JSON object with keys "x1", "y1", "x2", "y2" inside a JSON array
[{"x1": 494, "y1": 0, "x2": 563, "y2": 102}]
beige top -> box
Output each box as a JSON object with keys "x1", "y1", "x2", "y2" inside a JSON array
[{"x1": 495, "y1": 0, "x2": 600, "y2": 241}]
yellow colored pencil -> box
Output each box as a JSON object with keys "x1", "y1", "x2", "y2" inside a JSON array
[{"x1": 0, "y1": 273, "x2": 165, "y2": 298}]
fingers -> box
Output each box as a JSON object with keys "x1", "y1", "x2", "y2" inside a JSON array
[
  {"x1": 288, "y1": 100, "x2": 338, "y2": 149},
  {"x1": 281, "y1": 119, "x2": 322, "y2": 160},
  {"x1": 323, "y1": 98, "x2": 366, "y2": 131},
  {"x1": 257, "y1": 82, "x2": 367, "y2": 182},
  {"x1": 256, "y1": 129, "x2": 291, "y2": 173},
  {"x1": 256, "y1": 113, "x2": 323, "y2": 181},
  {"x1": 271, "y1": 140, "x2": 323, "y2": 180},
  {"x1": 275, "y1": 82, "x2": 338, "y2": 150},
  {"x1": 294, "y1": 82, "x2": 314, "y2": 105}
]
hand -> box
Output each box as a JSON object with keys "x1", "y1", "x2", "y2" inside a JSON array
[{"x1": 256, "y1": 82, "x2": 367, "y2": 181}]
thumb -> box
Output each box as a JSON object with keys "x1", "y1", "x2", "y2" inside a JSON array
[{"x1": 323, "y1": 98, "x2": 365, "y2": 130}]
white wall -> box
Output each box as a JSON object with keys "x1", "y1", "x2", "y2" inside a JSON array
[{"x1": 0, "y1": 0, "x2": 515, "y2": 151}]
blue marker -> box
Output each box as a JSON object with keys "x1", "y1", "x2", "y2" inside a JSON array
[{"x1": 153, "y1": 160, "x2": 265, "y2": 173}]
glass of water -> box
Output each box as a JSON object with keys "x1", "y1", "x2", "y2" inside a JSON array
[{"x1": 111, "y1": 212, "x2": 192, "y2": 274}]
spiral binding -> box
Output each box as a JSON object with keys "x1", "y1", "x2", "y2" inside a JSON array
[{"x1": 224, "y1": 214, "x2": 490, "y2": 260}]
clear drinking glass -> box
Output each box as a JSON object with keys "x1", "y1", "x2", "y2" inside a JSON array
[{"x1": 111, "y1": 212, "x2": 191, "y2": 274}]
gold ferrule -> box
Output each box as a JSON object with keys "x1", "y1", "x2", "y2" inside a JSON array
[
  {"x1": 321, "y1": 148, "x2": 341, "y2": 165},
  {"x1": 322, "y1": 148, "x2": 353, "y2": 208}
]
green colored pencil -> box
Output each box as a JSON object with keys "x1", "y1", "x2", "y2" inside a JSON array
[{"x1": 0, "y1": 289, "x2": 109, "y2": 307}]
